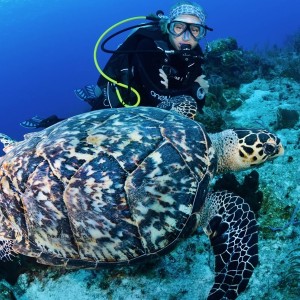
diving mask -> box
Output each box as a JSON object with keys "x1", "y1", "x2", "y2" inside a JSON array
[{"x1": 167, "y1": 21, "x2": 206, "y2": 41}]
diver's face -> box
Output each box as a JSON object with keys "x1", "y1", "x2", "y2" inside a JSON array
[{"x1": 168, "y1": 15, "x2": 201, "y2": 50}]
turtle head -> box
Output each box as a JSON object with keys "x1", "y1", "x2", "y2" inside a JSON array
[{"x1": 209, "y1": 129, "x2": 284, "y2": 173}]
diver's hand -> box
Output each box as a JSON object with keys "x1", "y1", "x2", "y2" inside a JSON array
[
  {"x1": 195, "y1": 75, "x2": 209, "y2": 93},
  {"x1": 159, "y1": 68, "x2": 168, "y2": 89}
]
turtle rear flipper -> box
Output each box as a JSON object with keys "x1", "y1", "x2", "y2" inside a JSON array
[{"x1": 202, "y1": 191, "x2": 258, "y2": 300}]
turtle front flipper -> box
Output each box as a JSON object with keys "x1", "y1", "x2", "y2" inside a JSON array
[
  {"x1": 200, "y1": 191, "x2": 258, "y2": 300},
  {"x1": 0, "y1": 239, "x2": 14, "y2": 261},
  {"x1": 156, "y1": 95, "x2": 197, "y2": 119}
]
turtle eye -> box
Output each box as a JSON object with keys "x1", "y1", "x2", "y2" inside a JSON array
[{"x1": 263, "y1": 143, "x2": 277, "y2": 155}]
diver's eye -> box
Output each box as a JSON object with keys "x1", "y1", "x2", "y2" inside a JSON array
[
  {"x1": 190, "y1": 25, "x2": 200, "y2": 35},
  {"x1": 263, "y1": 143, "x2": 276, "y2": 155}
]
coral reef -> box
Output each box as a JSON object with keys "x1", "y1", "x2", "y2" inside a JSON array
[
  {"x1": 199, "y1": 36, "x2": 300, "y2": 133},
  {"x1": 206, "y1": 74, "x2": 226, "y2": 108},
  {"x1": 204, "y1": 37, "x2": 260, "y2": 87},
  {"x1": 204, "y1": 31, "x2": 300, "y2": 91},
  {"x1": 276, "y1": 108, "x2": 299, "y2": 129}
]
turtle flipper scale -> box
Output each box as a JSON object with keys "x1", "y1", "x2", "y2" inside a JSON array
[
  {"x1": 203, "y1": 191, "x2": 258, "y2": 300},
  {"x1": 156, "y1": 95, "x2": 198, "y2": 119}
]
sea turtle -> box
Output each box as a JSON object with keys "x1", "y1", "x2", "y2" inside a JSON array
[{"x1": 0, "y1": 107, "x2": 283, "y2": 299}]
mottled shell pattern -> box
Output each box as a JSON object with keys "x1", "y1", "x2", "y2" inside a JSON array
[{"x1": 0, "y1": 107, "x2": 216, "y2": 268}]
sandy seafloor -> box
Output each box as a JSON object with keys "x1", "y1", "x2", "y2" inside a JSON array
[{"x1": 1, "y1": 77, "x2": 299, "y2": 300}]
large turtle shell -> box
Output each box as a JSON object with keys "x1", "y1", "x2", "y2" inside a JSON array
[{"x1": 0, "y1": 107, "x2": 216, "y2": 268}]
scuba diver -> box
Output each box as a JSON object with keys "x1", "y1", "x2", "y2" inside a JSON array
[{"x1": 20, "y1": 1, "x2": 211, "y2": 129}]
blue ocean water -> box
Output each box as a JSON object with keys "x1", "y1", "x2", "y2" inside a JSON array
[{"x1": 0, "y1": 0, "x2": 299, "y2": 144}]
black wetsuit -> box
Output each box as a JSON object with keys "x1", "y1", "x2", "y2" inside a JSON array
[{"x1": 97, "y1": 25, "x2": 206, "y2": 110}]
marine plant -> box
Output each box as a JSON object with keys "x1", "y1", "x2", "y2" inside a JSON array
[{"x1": 288, "y1": 248, "x2": 300, "y2": 279}]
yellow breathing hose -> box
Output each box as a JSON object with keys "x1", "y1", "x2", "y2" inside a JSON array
[{"x1": 93, "y1": 16, "x2": 147, "y2": 107}]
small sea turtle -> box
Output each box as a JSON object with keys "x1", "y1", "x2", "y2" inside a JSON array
[{"x1": 0, "y1": 107, "x2": 283, "y2": 299}]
